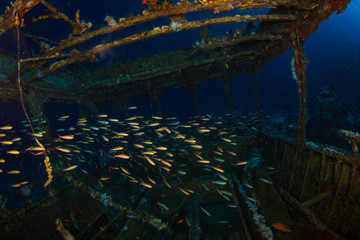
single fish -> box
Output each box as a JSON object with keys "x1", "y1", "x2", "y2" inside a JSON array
[
  {"x1": 100, "y1": 177, "x2": 110, "y2": 181},
  {"x1": 155, "y1": 146, "x2": 167, "y2": 151},
  {"x1": 134, "y1": 144, "x2": 145, "y2": 149},
  {"x1": 147, "y1": 177, "x2": 156, "y2": 184},
  {"x1": 141, "y1": 182, "x2": 152, "y2": 188},
  {"x1": 7, "y1": 150, "x2": 20, "y2": 155},
  {"x1": 177, "y1": 170, "x2": 186, "y2": 175},
  {"x1": 211, "y1": 166, "x2": 224, "y2": 173},
  {"x1": 101, "y1": 135, "x2": 109, "y2": 141},
  {"x1": 218, "y1": 174, "x2": 228, "y2": 181},
  {"x1": 271, "y1": 223, "x2": 291, "y2": 233},
  {"x1": 197, "y1": 160, "x2": 210, "y2": 164},
  {"x1": 115, "y1": 154, "x2": 130, "y2": 159},
  {"x1": 0, "y1": 125, "x2": 13, "y2": 130},
  {"x1": 110, "y1": 146, "x2": 124, "y2": 151},
  {"x1": 219, "y1": 190, "x2": 232, "y2": 196},
  {"x1": 247, "y1": 197, "x2": 257, "y2": 203},
  {"x1": 121, "y1": 167, "x2": 130, "y2": 174},
  {"x1": 217, "y1": 221, "x2": 230, "y2": 224},
  {"x1": 235, "y1": 161, "x2": 247, "y2": 166},
  {"x1": 144, "y1": 156, "x2": 156, "y2": 166},
  {"x1": 191, "y1": 145, "x2": 203, "y2": 149},
  {"x1": 244, "y1": 183, "x2": 253, "y2": 189},
  {"x1": 59, "y1": 135, "x2": 74, "y2": 140},
  {"x1": 158, "y1": 202, "x2": 169, "y2": 211},
  {"x1": 213, "y1": 180, "x2": 227, "y2": 185},
  {"x1": 227, "y1": 204, "x2": 237, "y2": 208},
  {"x1": 31, "y1": 133, "x2": 43, "y2": 138},
  {"x1": 178, "y1": 187, "x2": 190, "y2": 196},
  {"x1": 221, "y1": 137, "x2": 232, "y2": 142},
  {"x1": 63, "y1": 165, "x2": 78, "y2": 171},
  {"x1": 56, "y1": 147, "x2": 71, "y2": 153},
  {"x1": 260, "y1": 178, "x2": 272, "y2": 184},
  {"x1": 200, "y1": 206, "x2": 211, "y2": 216}
]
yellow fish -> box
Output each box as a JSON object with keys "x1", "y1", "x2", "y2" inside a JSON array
[
  {"x1": 191, "y1": 145, "x2": 203, "y2": 149},
  {"x1": 111, "y1": 146, "x2": 124, "y2": 151},
  {"x1": 100, "y1": 177, "x2": 110, "y2": 181},
  {"x1": 211, "y1": 166, "x2": 224, "y2": 173},
  {"x1": 156, "y1": 146, "x2": 167, "y2": 151},
  {"x1": 31, "y1": 133, "x2": 43, "y2": 138},
  {"x1": 56, "y1": 147, "x2": 71, "y2": 153},
  {"x1": 101, "y1": 135, "x2": 109, "y2": 141},
  {"x1": 144, "y1": 156, "x2": 156, "y2": 166},
  {"x1": 7, "y1": 150, "x2": 20, "y2": 155},
  {"x1": 63, "y1": 165, "x2": 78, "y2": 171},
  {"x1": 115, "y1": 154, "x2": 130, "y2": 159},
  {"x1": 59, "y1": 135, "x2": 74, "y2": 140},
  {"x1": 141, "y1": 182, "x2": 152, "y2": 188},
  {"x1": 0, "y1": 125, "x2": 13, "y2": 130},
  {"x1": 121, "y1": 167, "x2": 130, "y2": 174},
  {"x1": 235, "y1": 161, "x2": 247, "y2": 166}
]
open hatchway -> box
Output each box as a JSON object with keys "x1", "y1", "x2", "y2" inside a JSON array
[{"x1": 0, "y1": 0, "x2": 357, "y2": 239}]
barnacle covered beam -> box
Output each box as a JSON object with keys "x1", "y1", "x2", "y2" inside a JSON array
[
  {"x1": 41, "y1": 14, "x2": 295, "y2": 77},
  {"x1": 196, "y1": 33, "x2": 284, "y2": 50},
  {"x1": 41, "y1": 0, "x2": 300, "y2": 56},
  {"x1": 0, "y1": 0, "x2": 43, "y2": 35},
  {"x1": 292, "y1": 27, "x2": 307, "y2": 147}
]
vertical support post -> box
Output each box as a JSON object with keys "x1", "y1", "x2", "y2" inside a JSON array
[
  {"x1": 288, "y1": 26, "x2": 308, "y2": 192},
  {"x1": 87, "y1": 100, "x2": 99, "y2": 118},
  {"x1": 222, "y1": 78, "x2": 232, "y2": 117},
  {"x1": 149, "y1": 94, "x2": 155, "y2": 115},
  {"x1": 147, "y1": 81, "x2": 155, "y2": 115},
  {"x1": 298, "y1": 150, "x2": 313, "y2": 201},
  {"x1": 252, "y1": 71, "x2": 262, "y2": 132},
  {"x1": 292, "y1": 27, "x2": 308, "y2": 147},
  {"x1": 78, "y1": 100, "x2": 88, "y2": 119},
  {"x1": 188, "y1": 201, "x2": 200, "y2": 240},
  {"x1": 187, "y1": 81, "x2": 200, "y2": 116},
  {"x1": 326, "y1": 163, "x2": 346, "y2": 224},
  {"x1": 120, "y1": 103, "x2": 128, "y2": 118},
  {"x1": 153, "y1": 91, "x2": 162, "y2": 117}
]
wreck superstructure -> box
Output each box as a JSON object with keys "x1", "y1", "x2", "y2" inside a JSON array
[{"x1": 0, "y1": 0, "x2": 358, "y2": 239}]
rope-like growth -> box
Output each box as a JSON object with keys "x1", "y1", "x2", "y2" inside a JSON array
[
  {"x1": 15, "y1": 13, "x2": 53, "y2": 188},
  {"x1": 15, "y1": 14, "x2": 34, "y2": 134}
]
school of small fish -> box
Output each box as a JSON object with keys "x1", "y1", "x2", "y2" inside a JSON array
[{"x1": 0, "y1": 110, "x2": 280, "y2": 225}]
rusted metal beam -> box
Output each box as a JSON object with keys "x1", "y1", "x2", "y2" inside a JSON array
[
  {"x1": 302, "y1": 191, "x2": 331, "y2": 208},
  {"x1": 42, "y1": 14, "x2": 295, "y2": 76},
  {"x1": 275, "y1": 183, "x2": 344, "y2": 239}
]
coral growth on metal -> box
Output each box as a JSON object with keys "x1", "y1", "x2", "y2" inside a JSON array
[{"x1": 0, "y1": 0, "x2": 351, "y2": 103}]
